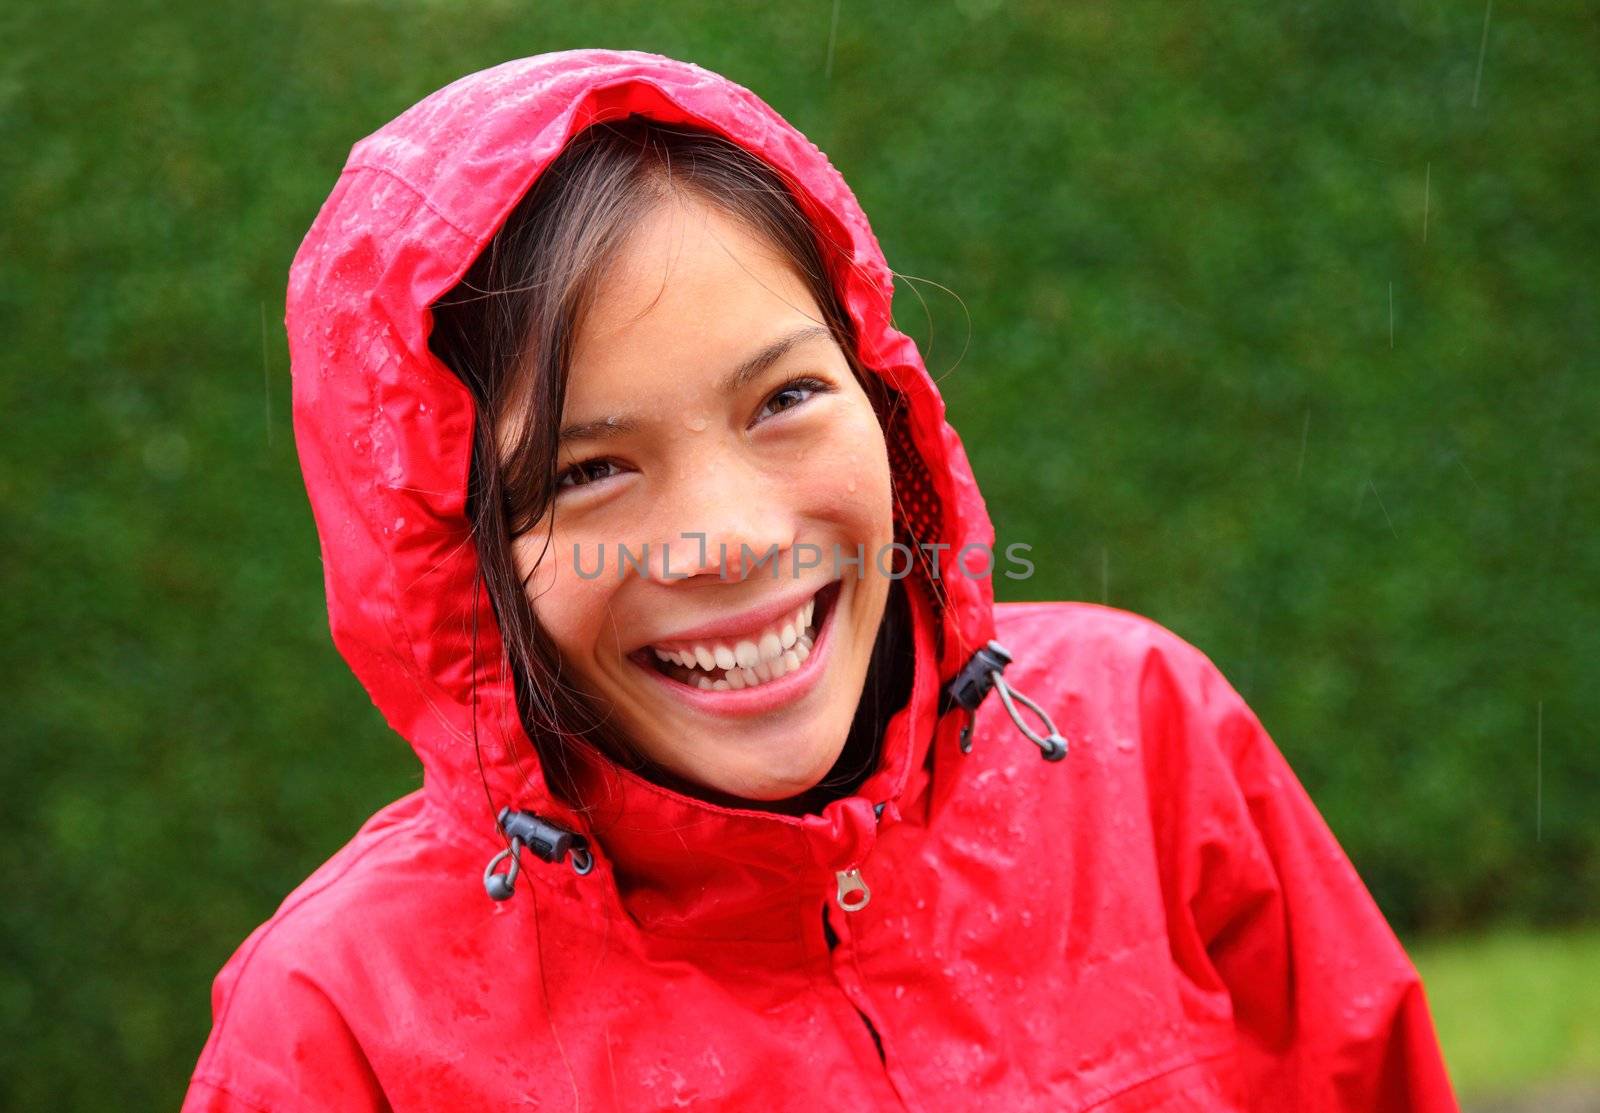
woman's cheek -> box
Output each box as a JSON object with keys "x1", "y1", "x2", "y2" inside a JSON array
[
  {"x1": 805, "y1": 415, "x2": 894, "y2": 541},
  {"x1": 515, "y1": 534, "x2": 617, "y2": 661}
]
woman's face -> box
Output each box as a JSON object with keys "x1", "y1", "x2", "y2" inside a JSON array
[{"x1": 502, "y1": 194, "x2": 895, "y2": 803}]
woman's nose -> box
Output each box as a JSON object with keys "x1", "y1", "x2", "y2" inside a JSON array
[{"x1": 648, "y1": 456, "x2": 794, "y2": 583}]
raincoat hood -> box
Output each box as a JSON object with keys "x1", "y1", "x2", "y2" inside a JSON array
[{"x1": 286, "y1": 48, "x2": 1026, "y2": 929}]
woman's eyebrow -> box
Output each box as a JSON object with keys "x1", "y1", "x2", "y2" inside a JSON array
[
  {"x1": 559, "y1": 324, "x2": 835, "y2": 443},
  {"x1": 558, "y1": 414, "x2": 640, "y2": 443},
  {"x1": 717, "y1": 324, "x2": 834, "y2": 395}
]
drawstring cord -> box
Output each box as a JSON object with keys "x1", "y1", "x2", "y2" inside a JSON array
[
  {"x1": 939, "y1": 640, "x2": 1069, "y2": 762},
  {"x1": 483, "y1": 640, "x2": 1064, "y2": 901},
  {"x1": 483, "y1": 806, "x2": 594, "y2": 902}
]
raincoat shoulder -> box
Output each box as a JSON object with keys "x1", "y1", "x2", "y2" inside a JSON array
[
  {"x1": 984, "y1": 599, "x2": 1458, "y2": 1110},
  {"x1": 180, "y1": 791, "x2": 483, "y2": 1112},
  {"x1": 183, "y1": 787, "x2": 594, "y2": 1112}
]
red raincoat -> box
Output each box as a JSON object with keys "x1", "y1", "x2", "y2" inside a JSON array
[{"x1": 183, "y1": 49, "x2": 1459, "y2": 1111}]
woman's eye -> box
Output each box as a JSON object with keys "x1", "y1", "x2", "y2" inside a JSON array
[
  {"x1": 556, "y1": 458, "x2": 622, "y2": 490},
  {"x1": 758, "y1": 376, "x2": 832, "y2": 421}
]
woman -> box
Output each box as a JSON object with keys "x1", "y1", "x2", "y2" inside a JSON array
[{"x1": 183, "y1": 49, "x2": 1459, "y2": 1110}]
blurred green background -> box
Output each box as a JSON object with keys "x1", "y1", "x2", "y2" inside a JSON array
[{"x1": 2, "y1": 0, "x2": 1594, "y2": 1107}]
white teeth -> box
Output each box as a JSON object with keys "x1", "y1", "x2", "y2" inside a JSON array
[{"x1": 650, "y1": 591, "x2": 826, "y2": 691}]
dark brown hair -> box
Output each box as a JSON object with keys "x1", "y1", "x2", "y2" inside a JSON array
[{"x1": 428, "y1": 115, "x2": 914, "y2": 814}]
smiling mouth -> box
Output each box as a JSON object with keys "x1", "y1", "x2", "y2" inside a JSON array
[{"x1": 630, "y1": 580, "x2": 840, "y2": 691}]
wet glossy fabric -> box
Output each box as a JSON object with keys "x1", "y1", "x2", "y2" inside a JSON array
[{"x1": 182, "y1": 49, "x2": 1459, "y2": 1111}]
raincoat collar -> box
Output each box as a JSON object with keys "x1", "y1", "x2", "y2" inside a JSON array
[{"x1": 286, "y1": 49, "x2": 1000, "y2": 932}]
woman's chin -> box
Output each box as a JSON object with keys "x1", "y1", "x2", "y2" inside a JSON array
[
  {"x1": 674, "y1": 737, "x2": 847, "y2": 804},
  {"x1": 719, "y1": 769, "x2": 834, "y2": 804}
]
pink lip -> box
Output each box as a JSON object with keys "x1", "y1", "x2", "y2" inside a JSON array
[
  {"x1": 633, "y1": 581, "x2": 842, "y2": 718},
  {"x1": 638, "y1": 579, "x2": 831, "y2": 653}
]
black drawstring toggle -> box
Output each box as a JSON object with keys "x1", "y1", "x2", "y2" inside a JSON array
[
  {"x1": 939, "y1": 640, "x2": 1069, "y2": 762},
  {"x1": 483, "y1": 806, "x2": 594, "y2": 902}
]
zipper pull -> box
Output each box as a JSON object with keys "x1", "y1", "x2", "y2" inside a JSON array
[{"x1": 835, "y1": 867, "x2": 871, "y2": 912}]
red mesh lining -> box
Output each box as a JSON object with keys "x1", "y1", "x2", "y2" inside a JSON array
[{"x1": 884, "y1": 408, "x2": 948, "y2": 663}]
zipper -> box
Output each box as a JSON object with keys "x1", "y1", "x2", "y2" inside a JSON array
[
  {"x1": 822, "y1": 903, "x2": 886, "y2": 1066},
  {"x1": 832, "y1": 801, "x2": 886, "y2": 914},
  {"x1": 835, "y1": 867, "x2": 871, "y2": 912}
]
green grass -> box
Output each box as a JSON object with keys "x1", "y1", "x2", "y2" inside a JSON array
[{"x1": 1411, "y1": 927, "x2": 1600, "y2": 1101}]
